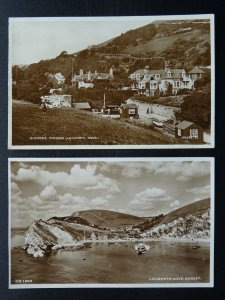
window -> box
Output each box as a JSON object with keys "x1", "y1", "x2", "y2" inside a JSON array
[
  {"x1": 190, "y1": 129, "x2": 198, "y2": 139},
  {"x1": 178, "y1": 128, "x2": 182, "y2": 136},
  {"x1": 156, "y1": 74, "x2": 160, "y2": 79},
  {"x1": 129, "y1": 109, "x2": 136, "y2": 115}
]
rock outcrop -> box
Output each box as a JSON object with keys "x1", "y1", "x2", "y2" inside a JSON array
[{"x1": 140, "y1": 209, "x2": 210, "y2": 240}]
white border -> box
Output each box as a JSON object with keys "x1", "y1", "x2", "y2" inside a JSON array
[
  {"x1": 8, "y1": 157, "x2": 214, "y2": 288},
  {"x1": 8, "y1": 14, "x2": 215, "y2": 149}
]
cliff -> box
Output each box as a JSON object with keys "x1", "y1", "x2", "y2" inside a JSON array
[{"x1": 24, "y1": 199, "x2": 211, "y2": 257}]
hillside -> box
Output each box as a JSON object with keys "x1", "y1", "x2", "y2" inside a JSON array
[
  {"x1": 72, "y1": 210, "x2": 146, "y2": 228},
  {"x1": 12, "y1": 18, "x2": 211, "y2": 94},
  {"x1": 24, "y1": 198, "x2": 210, "y2": 257},
  {"x1": 161, "y1": 198, "x2": 210, "y2": 225},
  {"x1": 12, "y1": 102, "x2": 179, "y2": 146}
]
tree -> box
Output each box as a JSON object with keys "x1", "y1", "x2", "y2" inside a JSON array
[{"x1": 178, "y1": 92, "x2": 211, "y2": 128}]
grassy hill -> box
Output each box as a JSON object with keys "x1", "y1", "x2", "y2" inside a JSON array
[
  {"x1": 12, "y1": 18, "x2": 211, "y2": 88},
  {"x1": 72, "y1": 210, "x2": 146, "y2": 228},
  {"x1": 12, "y1": 101, "x2": 178, "y2": 146},
  {"x1": 161, "y1": 198, "x2": 210, "y2": 225},
  {"x1": 71, "y1": 199, "x2": 210, "y2": 230}
]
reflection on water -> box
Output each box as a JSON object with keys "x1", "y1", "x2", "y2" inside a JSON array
[{"x1": 11, "y1": 232, "x2": 210, "y2": 284}]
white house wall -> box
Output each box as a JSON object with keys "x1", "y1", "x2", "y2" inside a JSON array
[{"x1": 127, "y1": 98, "x2": 181, "y2": 119}]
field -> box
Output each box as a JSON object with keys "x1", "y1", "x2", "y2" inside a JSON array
[{"x1": 12, "y1": 102, "x2": 178, "y2": 146}]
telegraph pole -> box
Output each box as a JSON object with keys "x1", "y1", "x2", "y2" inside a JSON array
[{"x1": 71, "y1": 57, "x2": 74, "y2": 86}]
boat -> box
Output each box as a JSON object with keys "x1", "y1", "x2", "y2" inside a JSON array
[
  {"x1": 192, "y1": 245, "x2": 201, "y2": 250},
  {"x1": 135, "y1": 243, "x2": 150, "y2": 255}
]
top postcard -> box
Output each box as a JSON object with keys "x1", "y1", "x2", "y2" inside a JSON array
[{"x1": 8, "y1": 15, "x2": 215, "y2": 149}]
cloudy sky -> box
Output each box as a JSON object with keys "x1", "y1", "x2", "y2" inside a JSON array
[
  {"x1": 10, "y1": 160, "x2": 211, "y2": 228},
  {"x1": 10, "y1": 17, "x2": 152, "y2": 65}
]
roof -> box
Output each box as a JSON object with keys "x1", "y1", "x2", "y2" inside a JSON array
[
  {"x1": 161, "y1": 69, "x2": 186, "y2": 80},
  {"x1": 74, "y1": 102, "x2": 91, "y2": 109},
  {"x1": 175, "y1": 120, "x2": 194, "y2": 129},
  {"x1": 130, "y1": 69, "x2": 164, "y2": 76},
  {"x1": 148, "y1": 70, "x2": 165, "y2": 75},
  {"x1": 121, "y1": 103, "x2": 138, "y2": 109},
  {"x1": 72, "y1": 72, "x2": 113, "y2": 82},
  {"x1": 130, "y1": 69, "x2": 145, "y2": 75},
  {"x1": 189, "y1": 66, "x2": 205, "y2": 74}
]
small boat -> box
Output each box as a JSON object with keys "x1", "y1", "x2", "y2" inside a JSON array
[
  {"x1": 192, "y1": 245, "x2": 201, "y2": 250},
  {"x1": 135, "y1": 243, "x2": 150, "y2": 255}
]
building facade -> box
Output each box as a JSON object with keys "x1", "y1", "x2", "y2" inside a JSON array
[
  {"x1": 129, "y1": 62, "x2": 198, "y2": 96},
  {"x1": 72, "y1": 68, "x2": 114, "y2": 88}
]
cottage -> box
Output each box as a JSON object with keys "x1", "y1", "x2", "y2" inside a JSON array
[
  {"x1": 102, "y1": 105, "x2": 120, "y2": 115},
  {"x1": 120, "y1": 103, "x2": 138, "y2": 118},
  {"x1": 189, "y1": 66, "x2": 205, "y2": 80},
  {"x1": 74, "y1": 102, "x2": 91, "y2": 111},
  {"x1": 41, "y1": 94, "x2": 71, "y2": 108},
  {"x1": 175, "y1": 120, "x2": 203, "y2": 143},
  {"x1": 72, "y1": 68, "x2": 114, "y2": 88},
  {"x1": 129, "y1": 62, "x2": 194, "y2": 95},
  {"x1": 46, "y1": 72, "x2": 65, "y2": 87}
]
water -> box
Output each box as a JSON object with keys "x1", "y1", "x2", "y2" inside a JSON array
[{"x1": 11, "y1": 232, "x2": 210, "y2": 285}]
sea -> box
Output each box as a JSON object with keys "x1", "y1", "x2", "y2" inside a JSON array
[{"x1": 11, "y1": 229, "x2": 210, "y2": 285}]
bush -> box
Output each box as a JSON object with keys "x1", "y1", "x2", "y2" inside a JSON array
[{"x1": 178, "y1": 92, "x2": 211, "y2": 128}]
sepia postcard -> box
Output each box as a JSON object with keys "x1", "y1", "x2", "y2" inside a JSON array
[
  {"x1": 9, "y1": 157, "x2": 214, "y2": 288},
  {"x1": 8, "y1": 14, "x2": 215, "y2": 149}
]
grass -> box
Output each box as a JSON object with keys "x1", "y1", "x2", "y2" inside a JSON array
[
  {"x1": 73, "y1": 210, "x2": 146, "y2": 228},
  {"x1": 12, "y1": 102, "x2": 178, "y2": 146},
  {"x1": 125, "y1": 29, "x2": 209, "y2": 55},
  {"x1": 161, "y1": 198, "x2": 210, "y2": 225}
]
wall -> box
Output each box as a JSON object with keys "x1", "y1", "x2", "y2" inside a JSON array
[{"x1": 127, "y1": 98, "x2": 180, "y2": 120}]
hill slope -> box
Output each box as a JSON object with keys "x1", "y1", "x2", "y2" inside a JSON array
[
  {"x1": 161, "y1": 198, "x2": 210, "y2": 225},
  {"x1": 12, "y1": 102, "x2": 178, "y2": 146},
  {"x1": 72, "y1": 210, "x2": 146, "y2": 228},
  {"x1": 12, "y1": 18, "x2": 211, "y2": 88},
  {"x1": 24, "y1": 198, "x2": 210, "y2": 257}
]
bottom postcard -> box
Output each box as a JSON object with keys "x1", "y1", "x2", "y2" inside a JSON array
[{"x1": 9, "y1": 157, "x2": 214, "y2": 288}]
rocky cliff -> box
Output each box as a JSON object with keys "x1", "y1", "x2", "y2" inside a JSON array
[{"x1": 140, "y1": 209, "x2": 210, "y2": 240}]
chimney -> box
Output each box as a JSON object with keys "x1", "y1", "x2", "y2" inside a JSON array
[
  {"x1": 110, "y1": 67, "x2": 113, "y2": 76},
  {"x1": 80, "y1": 69, "x2": 83, "y2": 76},
  {"x1": 144, "y1": 65, "x2": 149, "y2": 74},
  {"x1": 88, "y1": 71, "x2": 91, "y2": 81},
  {"x1": 165, "y1": 61, "x2": 170, "y2": 71}
]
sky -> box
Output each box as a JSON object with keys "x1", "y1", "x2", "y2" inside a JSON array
[
  {"x1": 10, "y1": 160, "x2": 211, "y2": 227},
  {"x1": 10, "y1": 18, "x2": 152, "y2": 65}
]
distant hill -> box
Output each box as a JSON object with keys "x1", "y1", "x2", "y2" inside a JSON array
[
  {"x1": 161, "y1": 198, "x2": 210, "y2": 225},
  {"x1": 12, "y1": 18, "x2": 211, "y2": 89},
  {"x1": 72, "y1": 198, "x2": 210, "y2": 230},
  {"x1": 72, "y1": 209, "x2": 146, "y2": 228},
  {"x1": 24, "y1": 198, "x2": 210, "y2": 257}
]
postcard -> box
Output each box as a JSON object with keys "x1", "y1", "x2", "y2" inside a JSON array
[
  {"x1": 8, "y1": 15, "x2": 214, "y2": 149},
  {"x1": 9, "y1": 157, "x2": 214, "y2": 288}
]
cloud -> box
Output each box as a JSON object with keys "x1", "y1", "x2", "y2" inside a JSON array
[
  {"x1": 121, "y1": 165, "x2": 142, "y2": 178},
  {"x1": 186, "y1": 184, "x2": 210, "y2": 196},
  {"x1": 170, "y1": 200, "x2": 180, "y2": 208},
  {"x1": 13, "y1": 164, "x2": 120, "y2": 192},
  {"x1": 11, "y1": 182, "x2": 20, "y2": 193},
  {"x1": 40, "y1": 185, "x2": 57, "y2": 201},
  {"x1": 129, "y1": 187, "x2": 171, "y2": 211},
  {"x1": 58, "y1": 193, "x2": 86, "y2": 205},
  {"x1": 155, "y1": 162, "x2": 210, "y2": 181},
  {"x1": 91, "y1": 197, "x2": 109, "y2": 206}
]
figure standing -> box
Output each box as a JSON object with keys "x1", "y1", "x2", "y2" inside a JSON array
[{"x1": 40, "y1": 102, "x2": 47, "y2": 115}]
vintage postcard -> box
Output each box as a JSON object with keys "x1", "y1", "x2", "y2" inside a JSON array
[
  {"x1": 8, "y1": 15, "x2": 214, "y2": 149},
  {"x1": 9, "y1": 157, "x2": 214, "y2": 288}
]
